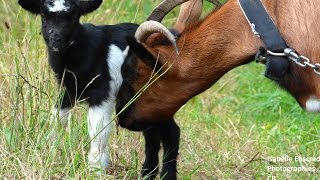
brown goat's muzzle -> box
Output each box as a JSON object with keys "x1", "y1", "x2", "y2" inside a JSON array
[
  {"x1": 116, "y1": 82, "x2": 151, "y2": 131},
  {"x1": 116, "y1": 102, "x2": 151, "y2": 131}
]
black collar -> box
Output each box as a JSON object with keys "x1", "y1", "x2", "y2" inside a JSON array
[{"x1": 238, "y1": 0, "x2": 289, "y2": 81}]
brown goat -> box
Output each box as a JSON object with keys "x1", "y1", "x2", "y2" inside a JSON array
[
  {"x1": 116, "y1": 0, "x2": 320, "y2": 179},
  {"x1": 117, "y1": 0, "x2": 320, "y2": 129}
]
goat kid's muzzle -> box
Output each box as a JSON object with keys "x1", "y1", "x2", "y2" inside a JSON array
[{"x1": 47, "y1": 30, "x2": 75, "y2": 53}]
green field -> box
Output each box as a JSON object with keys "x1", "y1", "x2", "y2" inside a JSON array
[{"x1": 1, "y1": 0, "x2": 319, "y2": 179}]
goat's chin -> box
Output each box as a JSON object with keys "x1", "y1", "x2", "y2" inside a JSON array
[
  {"x1": 49, "y1": 44, "x2": 68, "y2": 53},
  {"x1": 305, "y1": 97, "x2": 320, "y2": 113},
  {"x1": 118, "y1": 118, "x2": 150, "y2": 131},
  {"x1": 52, "y1": 47, "x2": 60, "y2": 52}
]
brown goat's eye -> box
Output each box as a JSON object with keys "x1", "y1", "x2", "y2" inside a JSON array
[{"x1": 126, "y1": 78, "x2": 133, "y2": 83}]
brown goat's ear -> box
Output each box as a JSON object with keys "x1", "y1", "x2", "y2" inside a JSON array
[
  {"x1": 18, "y1": 0, "x2": 42, "y2": 14},
  {"x1": 174, "y1": 0, "x2": 203, "y2": 32},
  {"x1": 79, "y1": 0, "x2": 102, "y2": 15},
  {"x1": 127, "y1": 36, "x2": 162, "y2": 71},
  {"x1": 145, "y1": 29, "x2": 180, "y2": 47}
]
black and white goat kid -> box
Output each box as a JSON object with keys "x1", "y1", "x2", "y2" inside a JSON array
[{"x1": 18, "y1": 0, "x2": 138, "y2": 170}]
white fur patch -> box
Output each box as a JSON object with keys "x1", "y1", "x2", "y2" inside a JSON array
[
  {"x1": 87, "y1": 44, "x2": 128, "y2": 169},
  {"x1": 123, "y1": 45, "x2": 130, "y2": 58},
  {"x1": 306, "y1": 97, "x2": 320, "y2": 112},
  {"x1": 48, "y1": 0, "x2": 70, "y2": 12},
  {"x1": 107, "y1": 45, "x2": 127, "y2": 99},
  {"x1": 87, "y1": 100, "x2": 114, "y2": 169}
]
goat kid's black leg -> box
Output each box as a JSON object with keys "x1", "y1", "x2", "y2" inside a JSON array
[
  {"x1": 160, "y1": 119, "x2": 180, "y2": 180},
  {"x1": 142, "y1": 127, "x2": 161, "y2": 179}
]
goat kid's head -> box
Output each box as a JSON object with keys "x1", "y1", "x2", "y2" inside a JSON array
[{"x1": 18, "y1": 0, "x2": 102, "y2": 52}]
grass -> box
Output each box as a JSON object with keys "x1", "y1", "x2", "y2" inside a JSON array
[{"x1": 0, "y1": 0, "x2": 319, "y2": 179}]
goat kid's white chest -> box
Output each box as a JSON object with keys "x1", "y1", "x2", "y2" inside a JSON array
[
  {"x1": 88, "y1": 44, "x2": 128, "y2": 126},
  {"x1": 47, "y1": 0, "x2": 70, "y2": 12},
  {"x1": 106, "y1": 44, "x2": 129, "y2": 101}
]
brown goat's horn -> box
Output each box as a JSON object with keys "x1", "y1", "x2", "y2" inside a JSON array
[
  {"x1": 135, "y1": 20, "x2": 179, "y2": 54},
  {"x1": 147, "y1": 0, "x2": 189, "y2": 22},
  {"x1": 206, "y1": 0, "x2": 222, "y2": 6},
  {"x1": 147, "y1": 0, "x2": 223, "y2": 22}
]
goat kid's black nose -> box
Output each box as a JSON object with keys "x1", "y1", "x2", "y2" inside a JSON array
[
  {"x1": 50, "y1": 36, "x2": 62, "y2": 43},
  {"x1": 50, "y1": 39, "x2": 62, "y2": 44}
]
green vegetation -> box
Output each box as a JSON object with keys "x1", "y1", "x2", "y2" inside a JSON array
[{"x1": 0, "y1": 0, "x2": 319, "y2": 179}]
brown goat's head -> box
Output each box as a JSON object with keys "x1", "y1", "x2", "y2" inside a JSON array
[
  {"x1": 116, "y1": 24, "x2": 183, "y2": 131},
  {"x1": 116, "y1": 0, "x2": 209, "y2": 131}
]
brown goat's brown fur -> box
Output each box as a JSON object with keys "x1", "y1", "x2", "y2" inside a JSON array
[{"x1": 125, "y1": 0, "x2": 320, "y2": 124}]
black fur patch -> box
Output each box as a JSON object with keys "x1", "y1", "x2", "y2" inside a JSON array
[{"x1": 126, "y1": 36, "x2": 163, "y2": 71}]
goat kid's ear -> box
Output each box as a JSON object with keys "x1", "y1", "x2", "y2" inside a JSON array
[
  {"x1": 18, "y1": 0, "x2": 42, "y2": 14},
  {"x1": 79, "y1": 0, "x2": 102, "y2": 15},
  {"x1": 126, "y1": 36, "x2": 162, "y2": 71}
]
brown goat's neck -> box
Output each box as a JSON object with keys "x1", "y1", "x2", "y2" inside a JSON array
[
  {"x1": 139, "y1": 0, "x2": 264, "y2": 120},
  {"x1": 177, "y1": 0, "x2": 262, "y2": 84}
]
